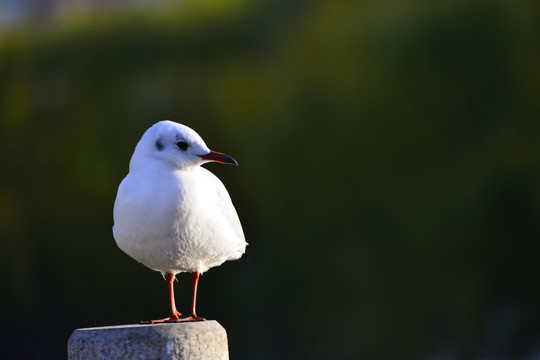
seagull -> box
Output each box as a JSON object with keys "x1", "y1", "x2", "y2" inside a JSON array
[{"x1": 113, "y1": 120, "x2": 247, "y2": 323}]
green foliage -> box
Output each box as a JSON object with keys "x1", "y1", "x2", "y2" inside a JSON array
[{"x1": 0, "y1": 0, "x2": 539, "y2": 358}]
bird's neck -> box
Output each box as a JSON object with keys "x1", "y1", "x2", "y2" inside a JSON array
[{"x1": 130, "y1": 156, "x2": 198, "y2": 176}]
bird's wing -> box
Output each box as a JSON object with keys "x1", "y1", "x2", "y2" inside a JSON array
[
  {"x1": 199, "y1": 168, "x2": 247, "y2": 256},
  {"x1": 202, "y1": 168, "x2": 245, "y2": 240}
]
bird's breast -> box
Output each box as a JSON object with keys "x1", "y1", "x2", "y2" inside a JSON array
[{"x1": 113, "y1": 169, "x2": 245, "y2": 273}]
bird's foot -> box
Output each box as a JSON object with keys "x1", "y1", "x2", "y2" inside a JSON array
[
  {"x1": 140, "y1": 317, "x2": 179, "y2": 324},
  {"x1": 179, "y1": 314, "x2": 206, "y2": 322},
  {"x1": 140, "y1": 310, "x2": 184, "y2": 324},
  {"x1": 139, "y1": 316, "x2": 205, "y2": 324}
]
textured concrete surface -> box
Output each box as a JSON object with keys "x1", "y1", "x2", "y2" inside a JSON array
[{"x1": 68, "y1": 321, "x2": 228, "y2": 360}]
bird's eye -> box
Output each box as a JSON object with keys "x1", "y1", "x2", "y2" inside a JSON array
[{"x1": 176, "y1": 141, "x2": 189, "y2": 151}]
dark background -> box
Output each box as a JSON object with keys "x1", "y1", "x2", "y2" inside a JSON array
[{"x1": 0, "y1": 0, "x2": 539, "y2": 359}]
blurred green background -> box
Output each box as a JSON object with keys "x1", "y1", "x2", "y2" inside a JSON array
[{"x1": 1, "y1": 0, "x2": 539, "y2": 359}]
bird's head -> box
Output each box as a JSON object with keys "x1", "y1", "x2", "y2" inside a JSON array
[{"x1": 130, "y1": 120, "x2": 237, "y2": 171}]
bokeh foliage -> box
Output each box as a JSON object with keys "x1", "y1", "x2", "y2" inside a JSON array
[{"x1": 0, "y1": 0, "x2": 539, "y2": 358}]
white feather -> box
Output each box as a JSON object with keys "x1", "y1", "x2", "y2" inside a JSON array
[{"x1": 113, "y1": 121, "x2": 247, "y2": 275}]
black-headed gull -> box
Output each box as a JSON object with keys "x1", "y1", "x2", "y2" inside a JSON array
[{"x1": 113, "y1": 120, "x2": 247, "y2": 322}]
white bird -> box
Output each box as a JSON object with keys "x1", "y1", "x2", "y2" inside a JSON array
[{"x1": 113, "y1": 120, "x2": 247, "y2": 323}]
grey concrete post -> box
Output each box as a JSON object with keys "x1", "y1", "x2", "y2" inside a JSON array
[{"x1": 68, "y1": 321, "x2": 229, "y2": 360}]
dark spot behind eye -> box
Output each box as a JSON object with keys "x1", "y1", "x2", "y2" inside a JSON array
[
  {"x1": 155, "y1": 139, "x2": 164, "y2": 151},
  {"x1": 176, "y1": 141, "x2": 189, "y2": 151}
]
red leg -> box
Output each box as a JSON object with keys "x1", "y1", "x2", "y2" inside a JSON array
[
  {"x1": 166, "y1": 273, "x2": 182, "y2": 319},
  {"x1": 140, "y1": 272, "x2": 183, "y2": 324},
  {"x1": 180, "y1": 272, "x2": 206, "y2": 321}
]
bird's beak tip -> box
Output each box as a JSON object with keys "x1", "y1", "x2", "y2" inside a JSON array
[{"x1": 199, "y1": 151, "x2": 238, "y2": 165}]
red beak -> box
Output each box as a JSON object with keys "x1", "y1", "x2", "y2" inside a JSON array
[{"x1": 198, "y1": 151, "x2": 238, "y2": 165}]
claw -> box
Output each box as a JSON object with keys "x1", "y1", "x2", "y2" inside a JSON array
[
  {"x1": 180, "y1": 315, "x2": 206, "y2": 322},
  {"x1": 140, "y1": 314, "x2": 205, "y2": 324}
]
